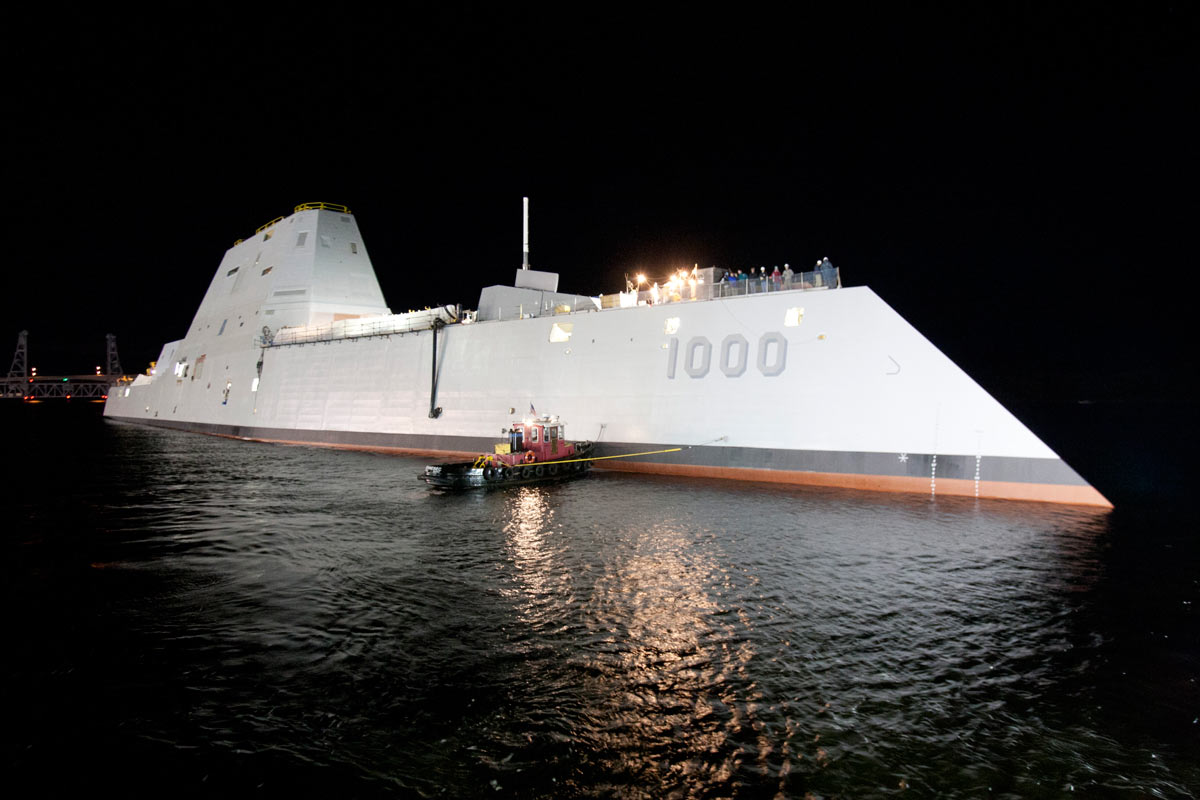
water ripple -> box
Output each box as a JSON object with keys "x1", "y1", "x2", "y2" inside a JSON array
[{"x1": 5, "y1": 413, "x2": 1197, "y2": 798}]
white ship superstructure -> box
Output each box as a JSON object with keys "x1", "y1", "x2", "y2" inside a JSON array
[{"x1": 104, "y1": 203, "x2": 1110, "y2": 507}]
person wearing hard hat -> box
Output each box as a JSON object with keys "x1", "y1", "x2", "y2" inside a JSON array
[{"x1": 820, "y1": 257, "x2": 835, "y2": 288}]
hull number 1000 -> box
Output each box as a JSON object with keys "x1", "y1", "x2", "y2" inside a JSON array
[{"x1": 665, "y1": 333, "x2": 787, "y2": 379}]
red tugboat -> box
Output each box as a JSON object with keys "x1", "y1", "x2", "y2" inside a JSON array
[{"x1": 422, "y1": 414, "x2": 595, "y2": 488}]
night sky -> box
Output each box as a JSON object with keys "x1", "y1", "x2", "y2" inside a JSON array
[{"x1": 6, "y1": 4, "x2": 1196, "y2": 415}]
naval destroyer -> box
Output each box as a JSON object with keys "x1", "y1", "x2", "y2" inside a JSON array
[{"x1": 103, "y1": 202, "x2": 1110, "y2": 507}]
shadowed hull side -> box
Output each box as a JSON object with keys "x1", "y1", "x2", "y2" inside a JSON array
[{"x1": 103, "y1": 416, "x2": 1112, "y2": 507}]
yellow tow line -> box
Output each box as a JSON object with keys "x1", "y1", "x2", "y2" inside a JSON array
[
  {"x1": 556, "y1": 447, "x2": 683, "y2": 464},
  {"x1": 474, "y1": 447, "x2": 683, "y2": 469}
]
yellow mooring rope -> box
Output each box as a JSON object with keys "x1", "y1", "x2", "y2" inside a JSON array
[
  {"x1": 478, "y1": 447, "x2": 683, "y2": 469},
  {"x1": 555, "y1": 447, "x2": 683, "y2": 465}
]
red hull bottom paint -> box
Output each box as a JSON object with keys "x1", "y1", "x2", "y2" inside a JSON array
[{"x1": 598, "y1": 460, "x2": 1114, "y2": 508}]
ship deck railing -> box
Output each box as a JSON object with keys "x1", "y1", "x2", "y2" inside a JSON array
[
  {"x1": 257, "y1": 268, "x2": 841, "y2": 346},
  {"x1": 488, "y1": 267, "x2": 840, "y2": 321},
  {"x1": 635, "y1": 266, "x2": 840, "y2": 304}
]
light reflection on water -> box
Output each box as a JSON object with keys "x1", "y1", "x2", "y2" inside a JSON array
[
  {"x1": 580, "y1": 520, "x2": 754, "y2": 794},
  {"x1": 503, "y1": 487, "x2": 559, "y2": 623},
  {"x1": 6, "y1": 410, "x2": 1198, "y2": 798}
]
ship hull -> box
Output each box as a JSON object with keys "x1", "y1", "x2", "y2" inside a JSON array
[
  {"x1": 104, "y1": 416, "x2": 1107, "y2": 506},
  {"x1": 104, "y1": 206, "x2": 1110, "y2": 507}
]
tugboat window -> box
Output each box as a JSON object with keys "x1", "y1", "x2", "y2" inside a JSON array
[{"x1": 531, "y1": 427, "x2": 539, "y2": 443}]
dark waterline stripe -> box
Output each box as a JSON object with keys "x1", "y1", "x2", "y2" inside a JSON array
[{"x1": 103, "y1": 415, "x2": 1112, "y2": 507}]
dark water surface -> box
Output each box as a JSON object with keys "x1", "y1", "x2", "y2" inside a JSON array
[{"x1": 5, "y1": 404, "x2": 1197, "y2": 798}]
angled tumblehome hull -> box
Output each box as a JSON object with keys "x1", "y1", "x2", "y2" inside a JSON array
[{"x1": 104, "y1": 204, "x2": 1110, "y2": 507}]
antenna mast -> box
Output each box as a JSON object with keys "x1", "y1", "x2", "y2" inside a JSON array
[{"x1": 522, "y1": 196, "x2": 530, "y2": 270}]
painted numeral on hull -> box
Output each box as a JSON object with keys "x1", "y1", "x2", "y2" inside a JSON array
[
  {"x1": 757, "y1": 332, "x2": 787, "y2": 377},
  {"x1": 666, "y1": 337, "x2": 678, "y2": 379},
  {"x1": 720, "y1": 334, "x2": 748, "y2": 377},
  {"x1": 667, "y1": 333, "x2": 788, "y2": 378},
  {"x1": 685, "y1": 337, "x2": 712, "y2": 378}
]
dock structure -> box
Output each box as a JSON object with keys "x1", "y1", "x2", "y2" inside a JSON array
[
  {"x1": 2, "y1": 330, "x2": 129, "y2": 400},
  {"x1": 1, "y1": 375, "x2": 117, "y2": 400}
]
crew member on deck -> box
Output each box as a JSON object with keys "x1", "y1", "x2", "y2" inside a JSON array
[{"x1": 820, "y1": 257, "x2": 835, "y2": 288}]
